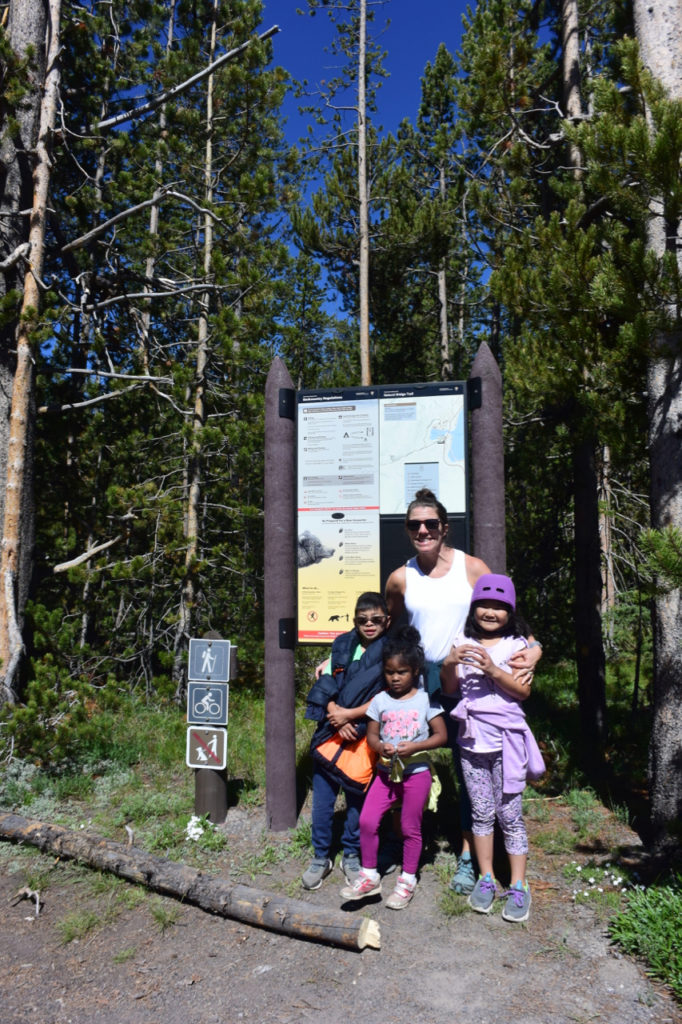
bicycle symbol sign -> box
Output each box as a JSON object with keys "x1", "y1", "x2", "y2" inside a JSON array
[{"x1": 187, "y1": 681, "x2": 228, "y2": 726}]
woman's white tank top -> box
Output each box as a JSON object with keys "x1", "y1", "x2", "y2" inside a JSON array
[{"x1": 404, "y1": 548, "x2": 472, "y2": 662}]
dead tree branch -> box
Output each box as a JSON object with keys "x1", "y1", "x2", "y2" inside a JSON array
[{"x1": 96, "y1": 26, "x2": 280, "y2": 131}]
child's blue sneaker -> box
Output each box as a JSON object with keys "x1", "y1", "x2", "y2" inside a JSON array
[
  {"x1": 450, "y1": 852, "x2": 476, "y2": 895},
  {"x1": 502, "y1": 881, "x2": 531, "y2": 923},
  {"x1": 468, "y1": 872, "x2": 499, "y2": 914}
]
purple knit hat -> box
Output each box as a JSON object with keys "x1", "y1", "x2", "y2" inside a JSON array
[{"x1": 471, "y1": 573, "x2": 516, "y2": 610}]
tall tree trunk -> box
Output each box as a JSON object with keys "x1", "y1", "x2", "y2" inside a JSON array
[
  {"x1": 634, "y1": 0, "x2": 682, "y2": 849},
  {"x1": 562, "y1": 0, "x2": 608, "y2": 755},
  {"x1": 573, "y1": 435, "x2": 608, "y2": 756},
  {"x1": 438, "y1": 166, "x2": 452, "y2": 379},
  {"x1": 173, "y1": 0, "x2": 216, "y2": 694},
  {"x1": 0, "y1": 0, "x2": 60, "y2": 702},
  {"x1": 599, "y1": 445, "x2": 616, "y2": 643},
  {"x1": 357, "y1": 0, "x2": 370, "y2": 385},
  {"x1": 561, "y1": 0, "x2": 583, "y2": 176}
]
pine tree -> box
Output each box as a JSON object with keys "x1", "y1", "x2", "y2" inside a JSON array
[{"x1": 632, "y1": 0, "x2": 682, "y2": 849}]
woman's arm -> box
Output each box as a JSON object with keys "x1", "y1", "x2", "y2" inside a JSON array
[
  {"x1": 385, "y1": 565, "x2": 406, "y2": 623},
  {"x1": 508, "y1": 640, "x2": 542, "y2": 676},
  {"x1": 464, "y1": 554, "x2": 491, "y2": 588}
]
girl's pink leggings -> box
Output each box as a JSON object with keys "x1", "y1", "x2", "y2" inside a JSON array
[{"x1": 359, "y1": 768, "x2": 432, "y2": 876}]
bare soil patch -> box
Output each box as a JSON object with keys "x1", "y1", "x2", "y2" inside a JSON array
[{"x1": 1, "y1": 797, "x2": 680, "y2": 1024}]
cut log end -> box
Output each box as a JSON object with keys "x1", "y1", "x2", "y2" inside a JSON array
[{"x1": 357, "y1": 916, "x2": 381, "y2": 950}]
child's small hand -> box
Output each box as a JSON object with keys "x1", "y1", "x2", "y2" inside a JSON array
[
  {"x1": 327, "y1": 704, "x2": 351, "y2": 729},
  {"x1": 380, "y1": 741, "x2": 396, "y2": 758},
  {"x1": 395, "y1": 740, "x2": 415, "y2": 757},
  {"x1": 470, "y1": 646, "x2": 495, "y2": 674},
  {"x1": 451, "y1": 643, "x2": 485, "y2": 668}
]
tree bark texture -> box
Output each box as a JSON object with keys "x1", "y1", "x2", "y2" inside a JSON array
[
  {"x1": 561, "y1": 0, "x2": 582, "y2": 175},
  {"x1": 572, "y1": 436, "x2": 608, "y2": 753},
  {"x1": 634, "y1": 0, "x2": 682, "y2": 847},
  {"x1": 357, "y1": 0, "x2": 370, "y2": 385},
  {"x1": 0, "y1": 0, "x2": 60, "y2": 701},
  {"x1": 0, "y1": 812, "x2": 381, "y2": 951},
  {"x1": 438, "y1": 166, "x2": 452, "y2": 379}
]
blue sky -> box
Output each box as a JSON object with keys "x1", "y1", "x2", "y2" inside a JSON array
[{"x1": 269, "y1": 1, "x2": 470, "y2": 140}]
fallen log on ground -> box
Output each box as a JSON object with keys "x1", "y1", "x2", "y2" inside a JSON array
[{"x1": 0, "y1": 812, "x2": 380, "y2": 951}]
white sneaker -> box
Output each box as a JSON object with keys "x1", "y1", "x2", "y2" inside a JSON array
[{"x1": 385, "y1": 874, "x2": 416, "y2": 910}]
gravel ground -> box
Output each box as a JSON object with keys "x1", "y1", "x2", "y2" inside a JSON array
[{"x1": 1, "y1": 799, "x2": 680, "y2": 1024}]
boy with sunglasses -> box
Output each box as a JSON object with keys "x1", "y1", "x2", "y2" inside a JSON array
[{"x1": 302, "y1": 593, "x2": 390, "y2": 890}]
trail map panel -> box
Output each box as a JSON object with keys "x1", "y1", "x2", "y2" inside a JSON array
[{"x1": 379, "y1": 385, "x2": 466, "y2": 514}]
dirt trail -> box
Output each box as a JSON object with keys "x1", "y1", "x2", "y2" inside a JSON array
[{"x1": 1, "y1": 801, "x2": 680, "y2": 1024}]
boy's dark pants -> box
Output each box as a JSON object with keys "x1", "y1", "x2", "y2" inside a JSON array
[{"x1": 311, "y1": 761, "x2": 365, "y2": 859}]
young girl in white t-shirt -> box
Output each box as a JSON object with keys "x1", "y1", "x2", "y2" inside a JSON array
[{"x1": 340, "y1": 626, "x2": 447, "y2": 910}]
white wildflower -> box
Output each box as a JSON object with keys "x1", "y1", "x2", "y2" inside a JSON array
[{"x1": 185, "y1": 815, "x2": 204, "y2": 841}]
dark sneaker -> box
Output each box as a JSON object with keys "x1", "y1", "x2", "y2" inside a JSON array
[
  {"x1": 502, "y1": 881, "x2": 531, "y2": 923},
  {"x1": 385, "y1": 874, "x2": 416, "y2": 910},
  {"x1": 468, "y1": 872, "x2": 499, "y2": 914},
  {"x1": 450, "y1": 853, "x2": 476, "y2": 895},
  {"x1": 340, "y1": 870, "x2": 382, "y2": 901},
  {"x1": 342, "y1": 853, "x2": 361, "y2": 885},
  {"x1": 301, "y1": 856, "x2": 333, "y2": 890}
]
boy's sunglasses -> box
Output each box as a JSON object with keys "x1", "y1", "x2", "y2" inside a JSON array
[
  {"x1": 406, "y1": 518, "x2": 441, "y2": 532},
  {"x1": 355, "y1": 615, "x2": 387, "y2": 626}
]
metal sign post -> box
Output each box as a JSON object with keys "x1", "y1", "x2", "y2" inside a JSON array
[{"x1": 187, "y1": 634, "x2": 233, "y2": 824}]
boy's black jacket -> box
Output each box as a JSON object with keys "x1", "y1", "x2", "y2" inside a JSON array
[{"x1": 305, "y1": 629, "x2": 385, "y2": 749}]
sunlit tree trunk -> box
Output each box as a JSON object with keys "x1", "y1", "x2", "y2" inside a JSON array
[
  {"x1": 437, "y1": 166, "x2": 452, "y2": 379},
  {"x1": 357, "y1": 0, "x2": 370, "y2": 385},
  {"x1": 173, "y1": 0, "x2": 216, "y2": 693},
  {"x1": 633, "y1": 0, "x2": 682, "y2": 849},
  {"x1": 0, "y1": 0, "x2": 60, "y2": 702},
  {"x1": 561, "y1": 0, "x2": 582, "y2": 176}
]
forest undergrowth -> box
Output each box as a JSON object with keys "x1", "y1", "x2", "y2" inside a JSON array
[{"x1": 0, "y1": 660, "x2": 680, "y2": 1002}]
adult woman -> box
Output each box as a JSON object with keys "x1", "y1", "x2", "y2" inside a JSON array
[{"x1": 385, "y1": 488, "x2": 542, "y2": 892}]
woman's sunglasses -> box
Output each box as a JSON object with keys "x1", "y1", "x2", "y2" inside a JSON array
[
  {"x1": 406, "y1": 518, "x2": 441, "y2": 532},
  {"x1": 355, "y1": 615, "x2": 387, "y2": 626}
]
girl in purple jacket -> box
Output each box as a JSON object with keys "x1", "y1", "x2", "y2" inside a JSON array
[{"x1": 440, "y1": 574, "x2": 544, "y2": 923}]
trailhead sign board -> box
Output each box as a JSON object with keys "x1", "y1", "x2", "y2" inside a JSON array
[
  {"x1": 186, "y1": 638, "x2": 231, "y2": 775},
  {"x1": 297, "y1": 381, "x2": 470, "y2": 643}
]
